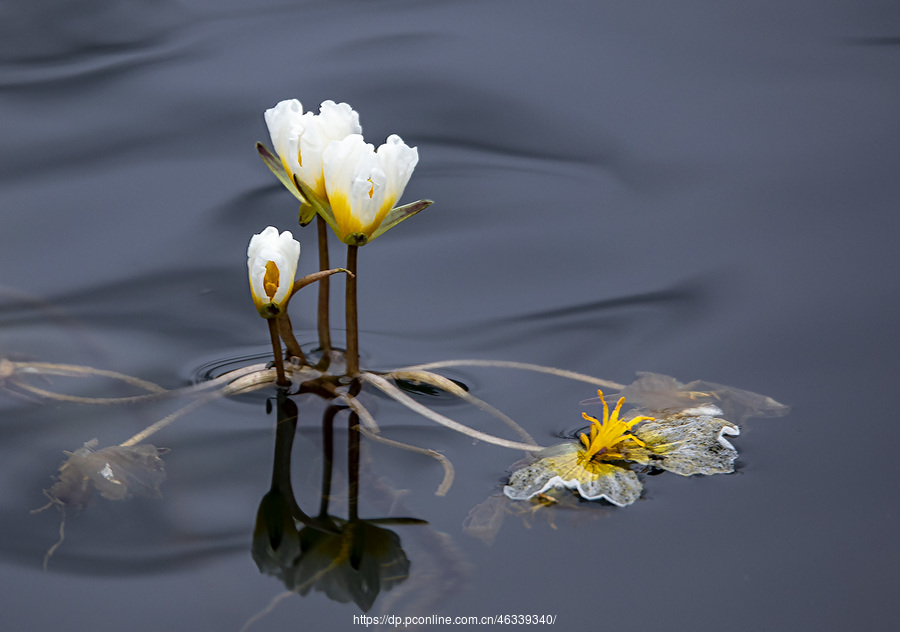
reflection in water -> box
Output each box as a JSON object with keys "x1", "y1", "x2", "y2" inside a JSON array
[{"x1": 252, "y1": 392, "x2": 420, "y2": 614}]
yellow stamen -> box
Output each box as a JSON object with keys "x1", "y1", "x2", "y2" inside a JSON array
[
  {"x1": 263, "y1": 261, "x2": 280, "y2": 299},
  {"x1": 578, "y1": 390, "x2": 652, "y2": 462}
]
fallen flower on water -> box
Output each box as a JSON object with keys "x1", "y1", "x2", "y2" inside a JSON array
[{"x1": 504, "y1": 389, "x2": 743, "y2": 506}]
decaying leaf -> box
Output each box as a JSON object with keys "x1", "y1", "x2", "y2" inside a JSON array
[
  {"x1": 48, "y1": 439, "x2": 167, "y2": 509},
  {"x1": 616, "y1": 372, "x2": 789, "y2": 423}
]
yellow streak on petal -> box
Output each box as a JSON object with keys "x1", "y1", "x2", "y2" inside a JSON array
[
  {"x1": 328, "y1": 190, "x2": 362, "y2": 240},
  {"x1": 263, "y1": 261, "x2": 280, "y2": 299}
]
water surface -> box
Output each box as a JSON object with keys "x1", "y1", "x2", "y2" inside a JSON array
[{"x1": 2, "y1": 2, "x2": 899, "y2": 630}]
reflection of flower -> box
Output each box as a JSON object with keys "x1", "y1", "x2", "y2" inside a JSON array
[
  {"x1": 321, "y1": 133, "x2": 422, "y2": 245},
  {"x1": 247, "y1": 226, "x2": 300, "y2": 318},
  {"x1": 252, "y1": 488, "x2": 302, "y2": 576},
  {"x1": 290, "y1": 518, "x2": 409, "y2": 612},
  {"x1": 504, "y1": 390, "x2": 740, "y2": 507},
  {"x1": 253, "y1": 510, "x2": 409, "y2": 612},
  {"x1": 263, "y1": 99, "x2": 362, "y2": 213}
]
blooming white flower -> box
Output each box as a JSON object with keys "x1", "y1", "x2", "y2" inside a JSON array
[
  {"x1": 321, "y1": 133, "x2": 421, "y2": 245},
  {"x1": 247, "y1": 226, "x2": 301, "y2": 318},
  {"x1": 261, "y1": 100, "x2": 361, "y2": 220}
]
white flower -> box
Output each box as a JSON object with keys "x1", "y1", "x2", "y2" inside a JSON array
[
  {"x1": 321, "y1": 133, "x2": 420, "y2": 245},
  {"x1": 262, "y1": 99, "x2": 361, "y2": 207},
  {"x1": 247, "y1": 226, "x2": 301, "y2": 318}
]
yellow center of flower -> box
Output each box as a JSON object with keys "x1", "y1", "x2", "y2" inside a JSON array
[
  {"x1": 578, "y1": 390, "x2": 653, "y2": 462},
  {"x1": 263, "y1": 261, "x2": 280, "y2": 299}
]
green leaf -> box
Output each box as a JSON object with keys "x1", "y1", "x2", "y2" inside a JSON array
[
  {"x1": 298, "y1": 203, "x2": 317, "y2": 226},
  {"x1": 256, "y1": 142, "x2": 304, "y2": 202},
  {"x1": 292, "y1": 173, "x2": 337, "y2": 231},
  {"x1": 369, "y1": 199, "x2": 434, "y2": 241}
]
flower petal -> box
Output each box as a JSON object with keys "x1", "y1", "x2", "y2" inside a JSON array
[
  {"x1": 634, "y1": 414, "x2": 740, "y2": 476},
  {"x1": 297, "y1": 100, "x2": 361, "y2": 200},
  {"x1": 322, "y1": 133, "x2": 420, "y2": 244},
  {"x1": 264, "y1": 99, "x2": 304, "y2": 180},
  {"x1": 503, "y1": 443, "x2": 642, "y2": 507},
  {"x1": 322, "y1": 134, "x2": 382, "y2": 240},
  {"x1": 247, "y1": 226, "x2": 301, "y2": 317},
  {"x1": 374, "y1": 134, "x2": 418, "y2": 218}
]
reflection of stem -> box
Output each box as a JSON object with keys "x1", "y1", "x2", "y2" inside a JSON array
[
  {"x1": 318, "y1": 406, "x2": 340, "y2": 518},
  {"x1": 348, "y1": 411, "x2": 360, "y2": 522},
  {"x1": 345, "y1": 245, "x2": 359, "y2": 376},
  {"x1": 267, "y1": 319, "x2": 289, "y2": 387},
  {"x1": 276, "y1": 312, "x2": 306, "y2": 364},
  {"x1": 272, "y1": 393, "x2": 318, "y2": 526},
  {"x1": 316, "y1": 215, "x2": 333, "y2": 353}
]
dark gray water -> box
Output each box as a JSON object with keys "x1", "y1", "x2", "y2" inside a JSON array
[{"x1": 2, "y1": 1, "x2": 899, "y2": 630}]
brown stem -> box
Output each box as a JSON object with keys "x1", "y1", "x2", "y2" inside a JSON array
[
  {"x1": 316, "y1": 215, "x2": 333, "y2": 353},
  {"x1": 289, "y1": 268, "x2": 351, "y2": 294},
  {"x1": 276, "y1": 312, "x2": 306, "y2": 364},
  {"x1": 267, "y1": 318, "x2": 290, "y2": 386},
  {"x1": 345, "y1": 245, "x2": 359, "y2": 376}
]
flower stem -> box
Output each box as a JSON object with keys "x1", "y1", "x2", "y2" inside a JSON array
[
  {"x1": 316, "y1": 214, "x2": 332, "y2": 353},
  {"x1": 345, "y1": 245, "x2": 359, "y2": 376},
  {"x1": 267, "y1": 318, "x2": 290, "y2": 386},
  {"x1": 276, "y1": 312, "x2": 306, "y2": 365}
]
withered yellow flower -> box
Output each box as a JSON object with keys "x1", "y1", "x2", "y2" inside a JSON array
[{"x1": 578, "y1": 390, "x2": 653, "y2": 462}]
